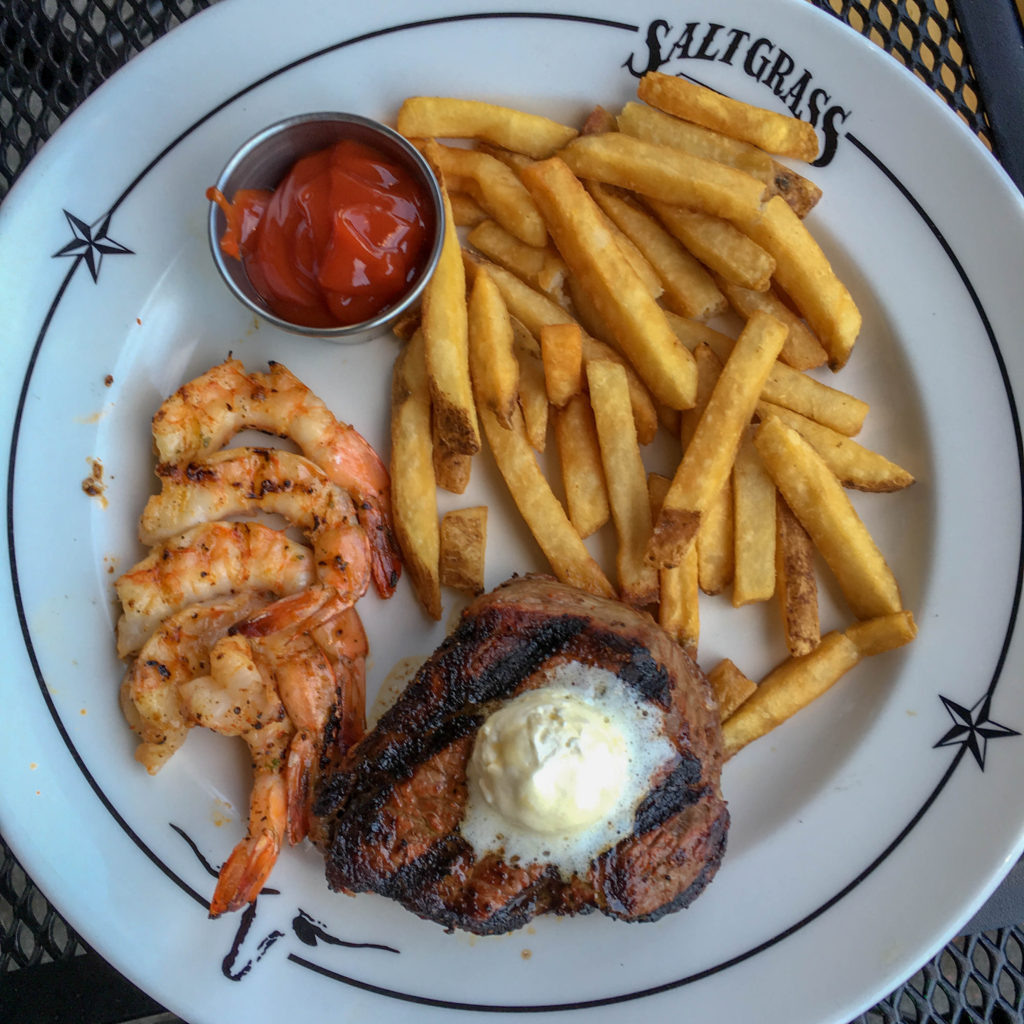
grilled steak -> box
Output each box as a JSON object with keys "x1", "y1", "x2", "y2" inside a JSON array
[{"x1": 312, "y1": 575, "x2": 728, "y2": 935}]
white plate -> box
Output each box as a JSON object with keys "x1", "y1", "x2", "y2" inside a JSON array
[{"x1": 2, "y1": 1, "x2": 1023, "y2": 1021}]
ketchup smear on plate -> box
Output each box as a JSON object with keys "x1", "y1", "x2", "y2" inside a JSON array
[{"x1": 208, "y1": 138, "x2": 432, "y2": 328}]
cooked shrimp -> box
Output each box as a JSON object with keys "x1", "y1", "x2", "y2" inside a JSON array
[
  {"x1": 233, "y1": 586, "x2": 367, "y2": 843},
  {"x1": 179, "y1": 633, "x2": 293, "y2": 917},
  {"x1": 138, "y1": 447, "x2": 371, "y2": 603},
  {"x1": 121, "y1": 590, "x2": 277, "y2": 774},
  {"x1": 114, "y1": 521, "x2": 316, "y2": 658},
  {"x1": 151, "y1": 358, "x2": 401, "y2": 598}
]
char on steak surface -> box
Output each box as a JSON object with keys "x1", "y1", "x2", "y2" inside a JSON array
[{"x1": 312, "y1": 575, "x2": 728, "y2": 935}]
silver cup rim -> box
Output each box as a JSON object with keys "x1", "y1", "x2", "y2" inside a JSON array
[{"x1": 207, "y1": 111, "x2": 445, "y2": 342}]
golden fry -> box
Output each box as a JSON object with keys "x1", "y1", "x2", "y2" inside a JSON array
[
  {"x1": 638, "y1": 71, "x2": 820, "y2": 162},
  {"x1": 515, "y1": 338, "x2": 549, "y2": 452},
  {"x1": 464, "y1": 253, "x2": 659, "y2": 443},
  {"x1": 478, "y1": 402, "x2": 615, "y2": 598},
  {"x1": 521, "y1": 156, "x2": 697, "y2": 410},
  {"x1": 390, "y1": 332, "x2": 441, "y2": 620},
  {"x1": 467, "y1": 219, "x2": 569, "y2": 306},
  {"x1": 717, "y1": 276, "x2": 828, "y2": 371},
  {"x1": 467, "y1": 265, "x2": 519, "y2": 429},
  {"x1": 419, "y1": 145, "x2": 480, "y2": 456},
  {"x1": 649, "y1": 311, "x2": 788, "y2": 568},
  {"x1": 616, "y1": 100, "x2": 775, "y2": 181},
  {"x1": 708, "y1": 658, "x2": 757, "y2": 720},
  {"x1": 554, "y1": 393, "x2": 610, "y2": 538},
  {"x1": 775, "y1": 494, "x2": 820, "y2": 657},
  {"x1": 558, "y1": 132, "x2": 768, "y2": 224},
  {"x1": 722, "y1": 631, "x2": 861, "y2": 758},
  {"x1": 587, "y1": 359, "x2": 659, "y2": 608},
  {"x1": 439, "y1": 507, "x2": 488, "y2": 595},
  {"x1": 755, "y1": 415, "x2": 903, "y2": 619},
  {"x1": 767, "y1": 159, "x2": 822, "y2": 217},
  {"x1": 845, "y1": 610, "x2": 917, "y2": 657},
  {"x1": 449, "y1": 191, "x2": 489, "y2": 227},
  {"x1": 756, "y1": 401, "x2": 915, "y2": 491},
  {"x1": 540, "y1": 322, "x2": 584, "y2": 407},
  {"x1": 650, "y1": 473, "x2": 699, "y2": 654},
  {"x1": 422, "y1": 140, "x2": 547, "y2": 246},
  {"x1": 738, "y1": 195, "x2": 861, "y2": 369},
  {"x1": 648, "y1": 200, "x2": 775, "y2": 293},
  {"x1": 763, "y1": 361, "x2": 869, "y2": 436},
  {"x1": 397, "y1": 97, "x2": 578, "y2": 158},
  {"x1": 731, "y1": 428, "x2": 776, "y2": 606},
  {"x1": 588, "y1": 182, "x2": 726, "y2": 320}
]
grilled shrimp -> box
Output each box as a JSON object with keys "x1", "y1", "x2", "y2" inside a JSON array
[
  {"x1": 234, "y1": 586, "x2": 368, "y2": 844},
  {"x1": 176, "y1": 585, "x2": 368, "y2": 914},
  {"x1": 138, "y1": 447, "x2": 371, "y2": 603},
  {"x1": 151, "y1": 358, "x2": 401, "y2": 598},
  {"x1": 114, "y1": 521, "x2": 316, "y2": 658},
  {"x1": 121, "y1": 590, "x2": 278, "y2": 774},
  {"x1": 179, "y1": 633, "x2": 293, "y2": 917}
]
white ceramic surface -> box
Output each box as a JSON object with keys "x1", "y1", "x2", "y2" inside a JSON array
[{"x1": 2, "y1": 2, "x2": 1023, "y2": 1022}]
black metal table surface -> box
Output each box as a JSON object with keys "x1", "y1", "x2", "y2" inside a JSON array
[{"x1": 2, "y1": 2, "x2": 1023, "y2": 1022}]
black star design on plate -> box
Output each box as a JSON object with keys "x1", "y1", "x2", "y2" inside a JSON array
[
  {"x1": 934, "y1": 692, "x2": 1019, "y2": 770},
  {"x1": 53, "y1": 209, "x2": 133, "y2": 282}
]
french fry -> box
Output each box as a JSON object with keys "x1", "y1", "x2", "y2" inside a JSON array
[
  {"x1": 467, "y1": 266, "x2": 519, "y2": 429},
  {"x1": 558, "y1": 131, "x2": 768, "y2": 224},
  {"x1": 722, "y1": 631, "x2": 861, "y2": 758},
  {"x1": 421, "y1": 140, "x2": 547, "y2": 246},
  {"x1": 845, "y1": 610, "x2": 918, "y2": 657},
  {"x1": 397, "y1": 97, "x2": 578, "y2": 158},
  {"x1": 756, "y1": 401, "x2": 915, "y2": 491},
  {"x1": 390, "y1": 332, "x2": 441, "y2": 620},
  {"x1": 616, "y1": 100, "x2": 775, "y2": 182},
  {"x1": 449, "y1": 191, "x2": 489, "y2": 227},
  {"x1": 432, "y1": 432, "x2": 472, "y2": 494},
  {"x1": 731, "y1": 428, "x2": 776, "y2": 606},
  {"x1": 439, "y1": 507, "x2": 488, "y2": 595},
  {"x1": 767, "y1": 159, "x2": 822, "y2": 218},
  {"x1": 477, "y1": 402, "x2": 615, "y2": 598},
  {"x1": 638, "y1": 71, "x2": 820, "y2": 162},
  {"x1": 762, "y1": 361, "x2": 869, "y2": 436},
  {"x1": 599, "y1": 214, "x2": 666, "y2": 300},
  {"x1": 540, "y1": 322, "x2": 584, "y2": 406},
  {"x1": 467, "y1": 219, "x2": 569, "y2": 306},
  {"x1": 647, "y1": 199, "x2": 776, "y2": 293},
  {"x1": 581, "y1": 104, "x2": 617, "y2": 135},
  {"x1": 521, "y1": 156, "x2": 698, "y2": 411},
  {"x1": 514, "y1": 336, "x2": 549, "y2": 452},
  {"x1": 681, "y1": 342, "x2": 734, "y2": 595},
  {"x1": 554, "y1": 393, "x2": 610, "y2": 538},
  {"x1": 755, "y1": 415, "x2": 903, "y2": 619},
  {"x1": 650, "y1": 473, "x2": 699, "y2": 654},
  {"x1": 420, "y1": 146, "x2": 480, "y2": 456},
  {"x1": 464, "y1": 253, "x2": 659, "y2": 443},
  {"x1": 738, "y1": 195, "x2": 861, "y2": 369},
  {"x1": 708, "y1": 658, "x2": 756, "y2": 720},
  {"x1": 722, "y1": 610, "x2": 916, "y2": 757},
  {"x1": 649, "y1": 311, "x2": 788, "y2": 568},
  {"x1": 775, "y1": 494, "x2": 820, "y2": 657},
  {"x1": 716, "y1": 276, "x2": 828, "y2": 371},
  {"x1": 588, "y1": 182, "x2": 727, "y2": 320},
  {"x1": 587, "y1": 359, "x2": 659, "y2": 608}
]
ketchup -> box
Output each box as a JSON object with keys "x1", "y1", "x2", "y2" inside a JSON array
[{"x1": 208, "y1": 138, "x2": 433, "y2": 328}]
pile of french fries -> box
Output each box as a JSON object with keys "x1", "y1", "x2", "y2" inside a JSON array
[{"x1": 387, "y1": 73, "x2": 917, "y2": 760}]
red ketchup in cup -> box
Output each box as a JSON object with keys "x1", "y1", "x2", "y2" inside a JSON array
[{"x1": 208, "y1": 138, "x2": 432, "y2": 329}]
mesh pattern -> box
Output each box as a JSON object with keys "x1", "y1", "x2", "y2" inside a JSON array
[{"x1": 0, "y1": 2, "x2": 1020, "y2": 1023}]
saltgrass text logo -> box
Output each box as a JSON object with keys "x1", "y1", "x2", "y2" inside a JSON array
[{"x1": 624, "y1": 19, "x2": 850, "y2": 167}]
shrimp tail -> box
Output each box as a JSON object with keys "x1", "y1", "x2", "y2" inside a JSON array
[
  {"x1": 283, "y1": 732, "x2": 315, "y2": 846},
  {"x1": 209, "y1": 773, "x2": 286, "y2": 917},
  {"x1": 357, "y1": 497, "x2": 402, "y2": 600},
  {"x1": 209, "y1": 829, "x2": 281, "y2": 917}
]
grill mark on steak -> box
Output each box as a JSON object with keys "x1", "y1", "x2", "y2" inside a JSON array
[{"x1": 313, "y1": 575, "x2": 729, "y2": 935}]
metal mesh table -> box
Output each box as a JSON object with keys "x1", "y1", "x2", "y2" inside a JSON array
[{"x1": 2, "y1": 2, "x2": 1023, "y2": 1021}]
